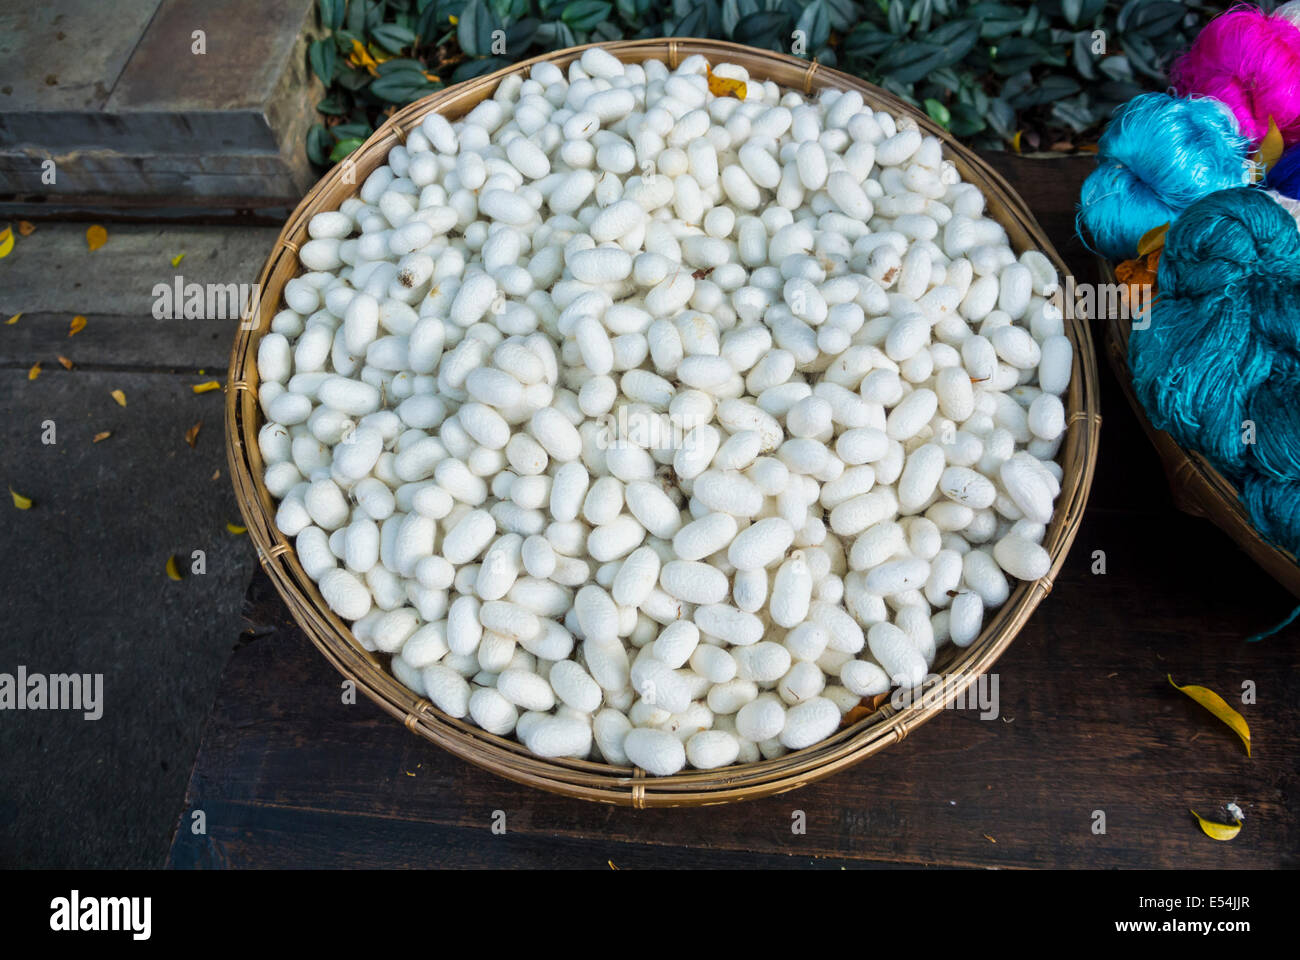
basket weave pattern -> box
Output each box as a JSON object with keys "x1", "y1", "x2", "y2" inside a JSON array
[{"x1": 226, "y1": 39, "x2": 1102, "y2": 806}]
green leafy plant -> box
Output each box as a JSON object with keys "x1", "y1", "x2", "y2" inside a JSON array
[{"x1": 305, "y1": 0, "x2": 1244, "y2": 165}]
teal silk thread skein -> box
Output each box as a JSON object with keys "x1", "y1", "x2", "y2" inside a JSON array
[{"x1": 1129, "y1": 187, "x2": 1300, "y2": 637}]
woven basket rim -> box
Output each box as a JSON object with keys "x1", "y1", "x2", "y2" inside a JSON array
[
  {"x1": 226, "y1": 38, "x2": 1102, "y2": 806},
  {"x1": 1099, "y1": 260, "x2": 1300, "y2": 601}
]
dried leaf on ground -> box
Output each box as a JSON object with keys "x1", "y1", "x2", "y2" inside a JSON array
[{"x1": 1190, "y1": 809, "x2": 1242, "y2": 841}]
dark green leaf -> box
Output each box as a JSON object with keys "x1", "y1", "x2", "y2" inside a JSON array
[
  {"x1": 887, "y1": 0, "x2": 907, "y2": 35},
  {"x1": 795, "y1": 0, "x2": 831, "y2": 53},
  {"x1": 534, "y1": 20, "x2": 577, "y2": 48},
  {"x1": 1120, "y1": 34, "x2": 1165, "y2": 81},
  {"x1": 986, "y1": 97, "x2": 1015, "y2": 138},
  {"x1": 329, "y1": 122, "x2": 374, "y2": 139},
  {"x1": 927, "y1": 18, "x2": 980, "y2": 66},
  {"x1": 336, "y1": 66, "x2": 372, "y2": 91},
  {"x1": 924, "y1": 97, "x2": 951, "y2": 128},
  {"x1": 1051, "y1": 96, "x2": 1097, "y2": 132},
  {"x1": 490, "y1": 0, "x2": 529, "y2": 20},
  {"x1": 1098, "y1": 55, "x2": 1132, "y2": 82},
  {"x1": 823, "y1": 0, "x2": 855, "y2": 31},
  {"x1": 368, "y1": 71, "x2": 437, "y2": 102},
  {"x1": 1005, "y1": 73, "x2": 1079, "y2": 108},
  {"x1": 458, "y1": 0, "x2": 500, "y2": 57},
  {"x1": 451, "y1": 56, "x2": 510, "y2": 81},
  {"x1": 345, "y1": 0, "x2": 367, "y2": 34},
  {"x1": 319, "y1": 0, "x2": 347, "y2": 31},
  {"x1": 991, "y1": 35, "x2": 1047, "y2": 75},
  {"x1": 1129, "y1": 1, "x2": 1188, "y2": 39},
  {"x1": 1097, "y1": 79, "x2": 1146, "y2": 104},
  {"x1": 332, "y1": 28, "x2": 360, "y2": 55},
  {"x1": 1072, "y1": 31, "x2": 1095, "y2": 80},
  {"x1": 947, "y1": 101, "x2": 987, "y2": 136},
  {"x1": 329, "y1": 137, "x2": 366, "y2": 162},
  {"x1": 876, "y1": 41, "x2": 949, "y2": 85},
  {"x1": 505, "y1": 16, "x2": 540, "y2": 50},
  {"x1": 843, "y1": 23, "x2": 896, "y2": 60},
  {"x1": 733, "y1": 11, "x2": 789, "y2": 49},
  {"x1": 316, "y1": 94, "x2": 348, "y2": 115},
  {"x1": 376, "y1": 58, "x2": 429, "y2": 75},
  {"x1": 309, "y1": 38, "x2": 337, "y2": 87},
  {"x1": 416, "y1": 3, "x2": 444, "y2": 40},
  {"x1": 562, "y1": 0, "x2": 612, "y2": 32},
  {"x1": 670, "y1": 5, "x2": 711, "y2": 37},
  {"x1": 371, "y1": 23, "x2": 416, "y2": 54},
  {"x1": 1061, "y1": 0, "x2": 1105, "y2": 26},
  {"x1": 967, "y1": 3, "x2": 1024, "y2": 39},
  {"x1": 306, "y1": 123, "x2": 333, "y2": 166}
]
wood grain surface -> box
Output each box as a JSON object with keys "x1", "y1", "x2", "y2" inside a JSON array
[{"x1": 168, "y1": 153, "x2": 1298, "y2": 869}]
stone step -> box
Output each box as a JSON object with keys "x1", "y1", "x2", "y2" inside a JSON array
[{"x1": 0, "y1": 0, "x2": 322, "y2": 208}]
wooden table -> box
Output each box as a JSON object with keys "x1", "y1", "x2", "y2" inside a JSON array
[{"x1": 168, "y1": 156, "x2": 1299, "y2": 869}]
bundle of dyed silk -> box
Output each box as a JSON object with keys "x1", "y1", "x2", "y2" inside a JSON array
[
  {"x1": 1077, "y1": 93, "x2": 1251, "y2": 259},
  {"x1": 1171, "y1": 3, "x2": 1300, "y2": 150},
  {"x1": 1129, "y1": 188, "x2": 1300, "y2": 560},
  {"x1": 1081, "y1": 4, "x2": 1300, "y2": 615}
]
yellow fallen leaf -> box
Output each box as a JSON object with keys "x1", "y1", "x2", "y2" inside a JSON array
[
  {"x1": 1190, "y1": 809, "x2": 1242, "y2": 841},
  {"x1": 170, "y1": 252, "x2": 185, "y2": 267},
  {"x1": 449, "y1": 14, "x2": 458, "y2": 24},
  {"x1": 5, "y1": 313, "x2": 20, "y2": 325},
  {"x1": 0, "y1": 227, "x2": 13, "y2": 259},
  {"x1": 165, "y1": 555, "x2": 183, "y2": 581},
  {"x1": 1168, "y1": 675, "x2": 1251, "y2": 757},
  {"x1": 86, "y1": 224, "x2": 107, "y2": 251},
  {"x1": 27, "y1": 362, "x2": 41, "y2": 381},
  {"x1": 1137, "y1": 223, "x2": 1169, "y2": 258},
  {"x1": 192, "y1": 380, "x2": 220, "y2": 394},
  {"x1": 225, "y1": 523, "x2": 247, "y2": 535},
  {"x1": 1011, "y1": 130, "x2": 1023, "y2": 154},
  {"x1": 10, "y1": 487, "x2": 33, "y2": 509},
  {"x1": 111, "y1": 389, "x2": 126, "y2": 407},
  {"x1": 1253, "y1": 116, "x2": 1283, "y2": 177},
  {"x1": 348, "y1": 38, "x2": 380, "y2": 76},
  {"x1": 185, "y1": 420, "x2": 202, "y2": 448},
  {"x1": 17, "y1": 220, "x2": 35, "y2": 236},
  {"x1": 706, "y1": 68, "x2": 747, "y2": 101},
  {"x1": 68, "y1": 315, "x2": 86, "y2": 337},
  {"x1": 92, "y1": 431, "x2": 111, "y2": 443},
  {"x1": 57, "y1": 355, "x2": 73, "y2": 370}
]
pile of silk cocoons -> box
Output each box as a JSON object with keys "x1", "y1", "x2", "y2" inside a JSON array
[{"x1": 257, "y1": 46, "x2": 1072, "y2": 776}]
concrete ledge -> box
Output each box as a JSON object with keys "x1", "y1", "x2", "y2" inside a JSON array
[{"x1": 0, "y1": 0, "x2": 322, "y2": 207}]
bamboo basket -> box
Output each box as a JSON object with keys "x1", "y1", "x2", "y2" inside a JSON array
[
  {"x1": 1100, "y1": 263, "x2": 1300, "y2": 600},
  {"x1": 227, "y1": 39, "x2": 1102, "y2": 806}
]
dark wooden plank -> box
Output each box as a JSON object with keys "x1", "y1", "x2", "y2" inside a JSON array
[
  {"x1": 169, "y1": 498, "x2": 1298, "y2": 869},
  {"x1": 169, "y1": 155, "x2": 1300, "y2": 869}
]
